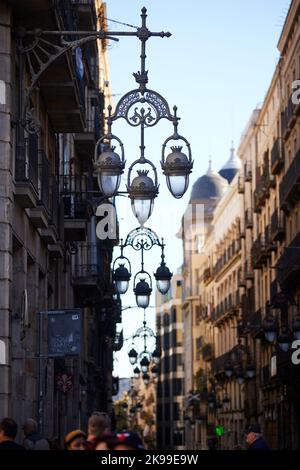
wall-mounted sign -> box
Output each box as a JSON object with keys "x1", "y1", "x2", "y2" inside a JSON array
[{"x1": 47, "y1": 309, "x2": 82, "y2": 357}]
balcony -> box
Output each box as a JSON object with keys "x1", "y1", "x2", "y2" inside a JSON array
[
  {"x1": 280, "y1": 148, "x2": 300, "y2": 214},
  {"x1": 265, "y1": 225, "x2": 276, "y2": 254},
  {"x1": 28, "y1": 150, "x2": 50, "y2": 229},
  {"x1": 71, "y1": 0, "x2": 97, "y2": 30},
  {"x1": 271, "y1": 138, "x2": 284, "y2": 175},
  {"x1": 202, "y1": 344, "x2": 214, "y2": 362},
  {"x1": 243, "y1": 309, "x2": 263, "y2": 337},
  {"x1": 72, "y1": 242, "x2": 104, "y2": 305},
  {"x1": 251, "y1": 234, "x2": 269, "y2": 269},
  {"x1": 245, "y1": 208, "x2": 253, "y2": 229},
  {"x1": 281, "y1": 94, "x2": 297, "y2": 140},
  {"x1": 244, "y1": 161, "x2": 252, "y2": 182},
  {"x1": 276, "y1": 233, "x2": 300, "y2": 290},
  {"x1": 60, "y1": 175, "x2": 89, "y2": 241},
  {"x1": 244, "y1": 258, "x2": 254, "y2": 280},
  {"x1": 14, "y1": 135, "x2": 39, "y2": 208},
  {"x1": 33, "y1": 1, "x2": 87, "y2": 132},
  {"x1": 203, "y1": 267, "x2": 212, "y2": 284},
  {"x1": 74, "y1": 93, "x2": 103, "y2": 163},
  {"x1": 238, "y1": 176, "x2": 245, "y2": 194},
  {"x1": 238, "y1": 269, "x2": 246, "y2": 287},
  {"x1": 211, "y1": 351, "x2": 232, "y2": 377},
  {"x1": 270, "y1": 210, "x2": 285, "y2": 242}
]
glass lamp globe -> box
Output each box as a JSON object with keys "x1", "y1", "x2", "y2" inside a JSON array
[
  {"x1": 113, "y1": 264, "x2": 131, "y2": 295},
  {"x1": 154, "y1": 262, "x2": 173, "y2": 295},
  {"x1": 161, "y1": 146, "x2": 193, "y2": 199},
  {"x1": 134, "y1": 278, "x2": 152, "y2": 309},
  {"x1": 127, "y1": 170, "x2": 158, "y2": 226},
  {"x1": 94, "y1": 146, "x2": 124, "y2": 197}
]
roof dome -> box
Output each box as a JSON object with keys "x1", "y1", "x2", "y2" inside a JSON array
[
  {"x1": 219, "y1": 143, "x2": 241, "y2": 183},
  {"x1": 189, "y1": 161, "x2": 228, "y2": 202}
]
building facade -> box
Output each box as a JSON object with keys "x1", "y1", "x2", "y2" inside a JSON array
[
  {"x1": 0, "y1": 0, "x2": 119, "y2": 441},
  {"x1": 156, "y1": 274, "x2": 184, "y2": 450},
  {"x1": 179, "y1": 0, "x2": 300, "y2": 450}
]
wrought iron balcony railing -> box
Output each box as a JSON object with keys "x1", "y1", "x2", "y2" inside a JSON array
[
  {"x1": 271, "y1": 138, "x2": 284, "y2": 175},
  {"x1": 15, "y1": 134, "x2": 39, "y2": 195},
  {"x1": 270, "y1": 210, "x2": 285, "y2": 242},
  {"x1": 60, "y1": 175, "x2": 89, "y2": 219},
  {"x1": 280, "y1": 147, "x2": 300, "y2": 213}
]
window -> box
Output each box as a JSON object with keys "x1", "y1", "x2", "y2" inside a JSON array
[
  {"x1": 173, "y1": 402, "x2": 180, "y2": 421},
  {"x1": 172, "y1": 330, "x2": 177, "y2": 348},
  {"x1": 171, "y1": 308, "x2": 177, "y2": 323},
  {"x1": 163, "y1": 355, "x2": 170, "y2": 374},
  {"x1": 164, "y1": 380, "x2": 170, "y2": 397},
  {"x1": 173, "y1": 378, "x2": 183, "y2": 396},
  {"x1": 163, "y1": 332, "x2": 170, "y2": 350},
  {"x1": 165, "y1": 404, "x2": 170, "y2": 421}
]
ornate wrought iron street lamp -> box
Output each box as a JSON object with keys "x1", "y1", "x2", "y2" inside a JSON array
[
  {"x1": 113, "y1": 226, "x2": 173, "y2": 305},
  {"x1": 19, "y1": 8, "x2": 192, "y2": 225},
  {"x1": 123, "y1": 310, "x2": 160, "y2": 384}
]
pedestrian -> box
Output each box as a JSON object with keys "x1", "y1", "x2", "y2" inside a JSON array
[
  {"x1": 64, "y1": 429, "x2": 87, "y2": 451},
  {"x1": 48, "y1": 436, "x2": 61, "y2": 450},
  {"x1": 86, "y1": 411, "x2": 111, "y2": 450},
  {"x1": 110, "y1": 432, "x2": 144, "y2": 450},
  {"x1": 0, "y1": 418, "x2": 25, "y2": 450},
  {"x1": 22, "y1": 418, "x2": 50, "y2": 450},
  {"x1": 244, "y1": 424, "x2": 270, "y2": 450},
  {"x1": 94, "y1": 432, "x2": 116, "y2": 450}
]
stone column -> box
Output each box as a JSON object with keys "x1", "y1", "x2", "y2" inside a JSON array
[{"x1": 0, "y1": 2, "x2": 13, "y2": 417}]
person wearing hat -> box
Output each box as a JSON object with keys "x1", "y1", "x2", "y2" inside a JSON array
[
  {"x1": 64, "y1": 429, "x2": 87, "y2": 450},
  {"x1": 244, "y1": 424, "x2": 270, "y2": 450},
  {"x1": 110, "y1": 432, "x2": 144, "y2": 451}
]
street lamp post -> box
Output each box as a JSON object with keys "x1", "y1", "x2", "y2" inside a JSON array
[
  {"x1": 19, "y1": 8, "x2": 193, "y2": 222},
  {"x1": 113, "y1": 226, "x2": 173, "y2": 305}
]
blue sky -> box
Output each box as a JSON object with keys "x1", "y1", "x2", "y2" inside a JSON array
[{"x1": 106, "y1": 0, "x2": 291, "y2": 377}]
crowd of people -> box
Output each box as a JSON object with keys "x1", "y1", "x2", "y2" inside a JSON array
[
  {"x1": 0, "y1": 412, "x2": 144, "y2": 451},
  {"x1": 0, "y1": 413, "x2": 270, "y2": 451}
]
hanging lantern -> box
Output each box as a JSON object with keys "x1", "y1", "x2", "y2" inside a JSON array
[
  {"x1": 278, "y1": 327, "x2": 292, "y2": 353},
  {"x1": 143, "y1": 372, "x2": 150, "y2": 385},
  {"x1": 154, "y1": 262, "x2": 173, "y2": 295},
  {"x1": 133, "y1": 366, "x2": 140, "y2": 379},
  {"x1": 94, "y1": 145, "x2": 125, "y2": 197},
  {"x1": 236, "y1": 370, "x2": 245, "y2": 385},
  {"x1": 136, "y1": 402, "x2": 143, "y2": 412},
  {"x1": 152, "y1": 347, "x2": 160, "y2": 365},
  {"x1": 140, "y1": 356, "x2": 150, "y2": 373},
  {"x1": 161, "y1": 146, "x2": 193, "y2": 199},
  {"x1": 151, "y1": 365, "x2": 159, "y2": 379},
  {"x1": 246, "y1": 364, "x2": 255, "y2": 379},
  {"x1": 134, "y1": 278, "x2": 152, "y2": 308},
  {"x1": 128, "y1": 347, "x2": 138, "y2": 365},
  {"x1": 224, "y1": 360, "x2": 234, "y2": 378},
  {"x1": 127, "y1": 170, "x2": 159, "y2": 226},
  {"x1": 114, "y1": 264, "x2": 131, "y2": 295},
  {"x1": 263, "y1": 316, "x2": 278, "y2": 343}
]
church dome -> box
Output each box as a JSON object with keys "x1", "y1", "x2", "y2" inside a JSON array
[
  {"x1": 219, "y1": 143, "x2": 241, "y2": 183},
  {"x1": 189, "y1": 161, "x2": 228, "y2": 203}
]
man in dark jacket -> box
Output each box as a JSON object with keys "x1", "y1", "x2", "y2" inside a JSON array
[
  {"x1": 22, "y1": 418, "x2": 49, "y2": 450},
  {"x1": 245, "y1": 424, "x2": 270, "y2": 450},
  {"x1": 0, "y1": 418, "x2": 25, "y2": 450}
]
